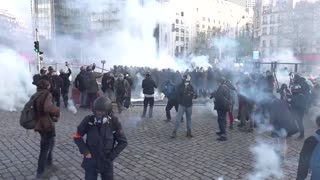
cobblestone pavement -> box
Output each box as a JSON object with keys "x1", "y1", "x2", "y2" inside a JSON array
[{"x1": 0, "y1": 105, "x2": 316, "y2": 180}]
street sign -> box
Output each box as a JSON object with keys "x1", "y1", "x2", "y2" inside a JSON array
[{"x1": 253, "y1": 51, "x2": 259, "y2": 60}]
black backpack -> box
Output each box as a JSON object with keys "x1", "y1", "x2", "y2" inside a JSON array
[{"x1": 20, "y1": 92, "x2": 48, "y2": 130}]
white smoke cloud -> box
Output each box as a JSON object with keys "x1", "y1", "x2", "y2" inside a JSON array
[
  {"x1": 248, "y1": 142, "x2": 284, "y2": 180},
  {"x1": 0, "y1": 47, "x2": 36, "y2": 111}
]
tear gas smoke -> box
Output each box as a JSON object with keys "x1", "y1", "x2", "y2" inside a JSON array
[
  {"x1": 248, "y1": 142, "x2": 283, "y2": 180},
  {"x1": 67, "y1": 100, "x2": 77, "y2": 114},
  {"x1": 0, "y1": 47, "x2": 36, "y2": 111}
]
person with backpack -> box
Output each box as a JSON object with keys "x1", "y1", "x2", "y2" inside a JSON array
[
  {"x1": 141, "y1": 71, "x2": 157, "y2": 118},
  {"x1": 164, "y1": 80, "x2": 178, "y2": 122},
  {"x1": 59, "y1": 65, "x2": 72, "y2": 108},
  {"x1": 114, "y1": 74, "x2": 130, "y2": 113},
  {"x1": 297, "y1": 116, "x2": 320, "y2": 180},
  {"x1": 74, "y1": 97, "x2": 128, "y2": 180},
  {"x1": 31, "y1": 80, "x2": 60, "y2": 178},
  {"x1": 75, "y1": 66, "x2": 88, "y2": 108},
  {"x1": 210, "y1": 77, "x2": 231, "y2": 141}
]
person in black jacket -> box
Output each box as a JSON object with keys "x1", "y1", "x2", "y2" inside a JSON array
[
  {"x1": 290, "y1": 84, "x2": 308, "y2": 140},
  {"x1": 48, "y1": 68, "x2": 64, "y2": 107},
  {"x1": 59, "y1": 66, "x2": 72, "y2": 108},
  {"x1": 211, "y1": 77, "x2": 231, "y2": 141},
  {"x1": 75, "y1": 66, "x2": 88, "y2": 108},
  {"x1": 171, "y1": 74, "x2": 197, "y2": 138},
  {"x1": 32, "y1": 67, "x2": 49, "y2": 86},
  {"x1": 74, "y1": 97, "x2": 128, "y2": 180},
  {"x1": 141, "y1": 71, "x2": 157, "y2": 118},
  {"x1": 297, "y1": 116, "x2": 320, "y2": 180}
]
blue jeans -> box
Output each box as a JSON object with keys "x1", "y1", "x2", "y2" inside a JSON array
[
  {"x1": 175, "y1": 105, "x2": 192, "y2": 131},
  {"x1": 37, "y1": 131, "x2": 55, "y2": 174}
]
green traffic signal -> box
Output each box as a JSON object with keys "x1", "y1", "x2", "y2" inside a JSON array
[{"x1": 34, "y1": 41, "x2": 39, "y2": 52}]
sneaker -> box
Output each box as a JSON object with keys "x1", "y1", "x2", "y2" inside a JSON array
[
  {"x1": 216, "y1": 132, "x2": 223, "y2": 136},
  {"x1": 216, "y1": 136, "x2": 227, "y2": 141},
  {"x1": 237, "y1": 123, "x2": 244, "y2": 128},
  {"x1": 186, "y1": 133, "x2": 193, "y2": 138},
  {"x1": 48, "y1": 164, "x2": 59, "y2": 173},
  {"x1": 36, "y1": 170, "x2": 51, "y2": 179}
]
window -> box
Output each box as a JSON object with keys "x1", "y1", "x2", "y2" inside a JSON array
[
  {"x1": 181, "y1": 37, "x2": 185, "y2": 41},
  {"x1": 208, "y1": 18, "x2": 210, "y2": 22},
  {"x1": 196, "y1": 8, "x2": 198, "y2": 12},
  {"x1": 278, "y1": 15, "x2": 281, "y2": 23},
  {"x1": 270, "y1": 40, "x2": 274, "y2": 47},
  {"x1": 270, "y1": 15, "x2": 274, "y2": 24},
  {"x1": 186, "y1": 37, "x2": 189, "y2": 41},
  {"x1": 262, "y1": 27, "x2": 267, "y2": 35},
  {"x1": 262, "y1": 40, "x2": 266, "y2": 47},
  {"x1": 202, "y1": 25, "x2": 205, "y2": 28},
  {"x1": 181, "y1": 47, "x2": 184, "y2": 52},
  {"x1": 176, "y1": 28, "x2": 179, "y2": 32},
  {"x1": 203, "y1": 17, "x2": 206, "y2": 21},
  {"x1": 181, "y1": 12, "x2": 184, "y2": 16},
  {"x1": 181, "y1": 29, "x2": 184, "y2": 33},
  {"x1": 196, "y1": 24, "x2": 200, "y2": 28},
  {"x1": 263, "y1": 16, "x2": 267, "y2": 24},
  {"x1": 176, "y1": 36, "x2": 179, "y2": 41},
  {"x1": 270, "y1": 27, "x2": 274, "y2": 34},
  {"x1": 176, "y1": 19, "x2": 179, "y2": 24}
]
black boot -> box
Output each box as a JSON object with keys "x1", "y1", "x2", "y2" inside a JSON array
[
  {"x1": 171, "y1": 130, "x2": 177, "y2": 139},
  {"x1": 142, "y1": 107, "x2": 147, "y2": 118},
  {"x1": 186, "y1": 130, "x2": 193, "y2": 138},
  {"x1": 149, "y1": 107, "x2": 153, "y2": 118}
]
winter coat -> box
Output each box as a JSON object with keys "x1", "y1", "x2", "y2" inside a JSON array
[
  {"x1": 32, "y1": 74, "x2": 49, "y2": 86},
  {"x1": 74, "y1": 115, "x2": 128, "y2": 171},
  {"x1": 86, "y1": 71, "x2": 102, "y2": 93},
  {"x1": 213, "y1": 83, "x2": 231, "y2": 111},
  {"x1": 269, "y1": 98, "x2": 298, "y2": 136},
  {"x1": 48, "y1": 74, "x2": 64, "y2": 95},
  {"x1": 176, "y1": 82, "x2": 196, "y2": 107},
  {"x1": 115, "y1": 79, "x2": 131, "y2": 98},
  {"x1": 59, "y1": 68, "x2": 72, "y2": 93},
  {"x1": 142, "y1": 77, "x2": 157, "y2": 95},
  {"x1": 75, "y1": 71, "x2": 88, "y2": 92},
  {"x1": 34, "y1": 89, "x2": 60, "y2": 133},
  {"x1": 290, "y1": 94, "x2": 307, "y2": 114},
  {"x1": 101, "y1": 74, "x2": 115, "y2": 93},
  {"x1": 297, "y1": 130, "x2": 320, "y2": 180}
]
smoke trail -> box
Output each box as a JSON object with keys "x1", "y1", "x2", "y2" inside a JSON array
[
  {"x1": 248, "y1": 142, "x2": 283, "y2": 180},
  {"x1": 67, "y1": 100, "x2": 77, "y2": 114},
  {"x1": 0, "y1": 47, "x2": 36, "y2": 111}
]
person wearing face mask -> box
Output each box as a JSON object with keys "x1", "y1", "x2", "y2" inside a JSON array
[
  {"x1": 74, "y1": 97, "x2": 128, "y2": 180},
  {"x1": 171, "y1": 74, "x2": 197, "y2": 138}
]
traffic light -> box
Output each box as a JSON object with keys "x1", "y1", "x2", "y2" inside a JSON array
[{"x1": 34, "y1": 41, "x2": 39, "y2": 52}]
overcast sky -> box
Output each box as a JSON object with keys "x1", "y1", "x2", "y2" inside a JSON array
[{"x1": 227, "y1": 0, "x2": 247, "y2": 6}]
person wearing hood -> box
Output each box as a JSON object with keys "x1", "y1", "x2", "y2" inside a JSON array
[
  {"x1": 211, "y1": 77, "x2": 231, "y2": 141},
  {"x1": 59, "y1": 65, "x2": 72, "y2": 108},
  {"x1": 297, "y1": 116, "x2": 320, "y2": 180},
  {"x1": 141, "y1": 71, "x2": 157, "y2": 118},
  {"x1": 171, "y1": 74, "x2": 197, "y2": 138},
  {"x1": 101, "y1": 72, "x2": 115, "y2": 102},
  {"x1": 74, "y1": 97, "x2": 128, "y2": 180},
  {"x1": 33, "y1": 80, "x2": 60, "y2": 178}
]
